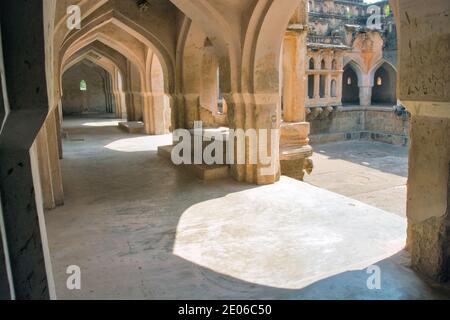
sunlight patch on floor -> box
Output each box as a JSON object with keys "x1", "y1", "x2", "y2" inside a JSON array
[
  {"x1": 104, "y1": 134, "x2": 172, "y2": 152},
  {"x1": 173, "y1": 177, "x2": 406, "y2": 289},
  {"x1": 82, "y1": 120, "x2": 124, "y2": 127}
]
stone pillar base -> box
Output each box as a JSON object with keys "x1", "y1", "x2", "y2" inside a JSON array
[
  {"x1": 280, "y1": 121, "x2": 313, "y2": 181},
  {"x1": 405, "y1": 105, "x2": 450, "y2": 282},
  {"x1": 359, "y1": 86, "x2": 373, "y2": 106},
  {"x1": 409, "y1": 213, "x2": 450, "y2": 282},
  {"x1": 408, "y1": 161, "x2": 450, "y2": 283},
  {"x1": 280, "y1": 145, "x2": 313, "y2": 181}
]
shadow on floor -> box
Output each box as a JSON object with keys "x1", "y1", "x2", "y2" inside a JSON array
[{"x1": 43, "y1": 117, "x2": 447, "y2": 300}]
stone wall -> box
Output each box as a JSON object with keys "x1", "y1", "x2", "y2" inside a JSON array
[
  {"x1": 61, "y1": 61, "x2": 114, "y2": 116},
  {"x1": 310, "y1": 106, "x2": 410, "y2": 145}
]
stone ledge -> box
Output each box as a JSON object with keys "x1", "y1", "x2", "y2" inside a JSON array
[
  {"x1": 118, "y1": 121, "x2": 144, "y2": 134},
  {"x1": 310, "y1": 131, "x2": 409, "y2": 146},
  {"x1": 157, "y1": 145, "x2": 230, "y2": 181}
]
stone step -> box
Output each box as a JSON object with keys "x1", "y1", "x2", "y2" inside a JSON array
[
  {"x1": 118, "y1": 121, "x2": 144, "y2": 134},
  {"x1": 189, "y1": 163, "x2": 230, "y2": 181},
  {"x1": 158, "y1": 145, "x2": 230, "y2": 181},
  {"x1": 157, "y1": 144, "x2": 174, "y2": 160}
]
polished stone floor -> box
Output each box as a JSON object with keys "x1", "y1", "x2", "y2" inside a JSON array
[{"x1": 45, "y1": 116, "x2": 450, "y2": 300}]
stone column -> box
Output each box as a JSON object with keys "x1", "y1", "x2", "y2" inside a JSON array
[
  {"x1": 281, "y1": 26, "x2": 313, "y2": 181},
  {"x1": 335, "y1": 56, "x2": 344, "y2": 104},
  {"x1": 406, "y1": 104, "x2": 450, "y2": 282},
  {"x1": 184, "y1": 94, "x2": 200, "y2": 129},
  {"x1": 113, "y1": 89, "x2": 122, "y2": 118},
  {"x1": 153, "y1": 93, "x2": 172, "y2": 134},
  {"x1": 172, "y1": 93, "x2": 185, "y2": 130},
  {"x1": 45, "y1": 109, "x2": 64, "y2": 207},
  {"x1": 142, "y1": 92, "x2": 154, "y2": 134},
  {"x1": 124, "y1": 90, "x2": 135, "y2": 121},
  {"x1": 55, "y1": 101, "x2": 63, "y2": 160},
  {"x1": 393, "y1": 0, "x2": 450, "y2": 282},
  {"x1": 359, "y1": 85, "x2": 372, "y2": 106},
  {"x1": 35, "y1": 126, "x2": 55, "y2": 209},
  {"x1": 336, "y1": 72, "x2": 343, "y2": 104},
  {"x1": 223, "y1": 93, "x2": 251, "y2": 183},
  {"x1": 325, "y1": 74, "x2": 331, "y2": 99},
  {"x1": 104, "y1": 74, "x2": 114, "y2": 113},
  {"x1": 246, "y1": 93, "x2": 281, "y2": 185},
  {"x1": 125, "y1": 62, "x2": 144, "y2": 121},
  {"x1": 112, "y1": 68, "x2": 123, "y2": 119},
  {"x1": 282, "y1": 29, "x2": 307, "y2": 122},
  {"x1": 314, "y1": 74, "x2": 320, "y2": 100},
  {"x1": 200, "y1": 44, "x2": 219, "y2": 114}
]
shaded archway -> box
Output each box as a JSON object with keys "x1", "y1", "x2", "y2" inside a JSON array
[
  {"x1": 59, "y1": 10, "x2": 177, "y2": 127},
  {"x1": 342, "y1": 64, "x2": 360, "y2": 105},
  {"x1": 61, "y1": 41, "x2": 129, "y2": 119},
  {"x1": 371, "y1": 62, "x2": 397, "y2": 105},
  {"x1": 61, "y1": 60, "x2": 115, "y2": 116}
]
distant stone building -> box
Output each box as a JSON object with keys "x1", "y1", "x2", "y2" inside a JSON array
[{"x1": 303, "y1": 0, "x2": 406, "y2": 145}]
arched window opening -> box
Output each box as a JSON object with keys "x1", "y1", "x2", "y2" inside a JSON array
[
  {"x1": 217, "y1": 67, "x2": 224, "y2": 113},
  {"x1": 319, "y1": 75, "x2": 326, "y2": 98},
  {"x1": 346, "y1": 6, "x2": 352, "y2": 18},
  {"x1": 309, "y1": 58, "x2": 315, "y2": 70},
  {"x1": 321, "y1": 59, "x2": 326, "y2": 70},
  {"x1": 342, "y1": 65, "x2": 359, "y2": 105},
  {"x1": 372, "y1": 63, "x2": 397, "y2": 105},
  {"x1": 377, "y1": 76, "x2": 383, "y2": 86},
  {"x1": 308, "y1": 75, "x2": 314, "y2": 99},
  {"x1": 332, "y1": 59, "x2": 337, "y2": 70},
  {"x1": 62, "y1": 62, "x2": 115, "y2": 116},
  {"x1": 80, "y1": 80, "x2": 87, "y2": 91},
  {"x1": 384, "y1": 4, "x2": 391, "y2": 17},
  {"x1": 331, "y1": 80, "x2": 337, "y2": 97}
]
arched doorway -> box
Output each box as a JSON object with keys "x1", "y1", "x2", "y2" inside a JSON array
[
  {"x1": 342, "y1": 64, "x2": 359, "y2": 105},
  {"x1": 61, "y1": 60, "x2": 115, "y2": 116},
  {"x1": 372, "y1": 62, "x2": 397, "y2": 105}
]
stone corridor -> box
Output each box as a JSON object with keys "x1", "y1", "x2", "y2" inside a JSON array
[
  {"x1": 44, "y1": 117, "x2": 448, "y2": 300},
  {"x1": 0, "y1": 0, "x2": 448, "y2": 301}
]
